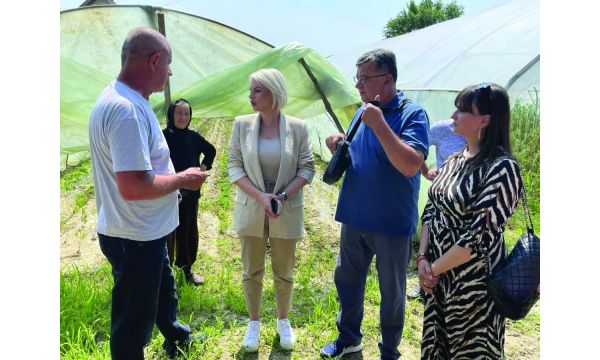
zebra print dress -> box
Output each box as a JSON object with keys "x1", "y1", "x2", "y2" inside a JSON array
[{"x1": 420, "y1": 147, "x2": 522, "y2": 360}]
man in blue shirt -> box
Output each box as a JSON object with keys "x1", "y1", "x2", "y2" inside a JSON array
[{"x1": 320, "y1": 49, "x2": 429, "y2": 360}]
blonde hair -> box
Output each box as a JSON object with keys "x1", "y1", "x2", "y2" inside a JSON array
[{"x1": 250, "y1": 68, "x2": 288, "y2": 111}]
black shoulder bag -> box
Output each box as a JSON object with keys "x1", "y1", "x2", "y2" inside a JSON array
[
  {"x1": 482, "y1": 157, "x2": 540, "y2": 320},
  {"x1": 322, "y1": 99, "x2": 408, "y2": 185}
]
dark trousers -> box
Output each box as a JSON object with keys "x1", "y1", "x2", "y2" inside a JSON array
[
  {"x1": 167, "y1": 196, "x2": 199, "y2": 275},
  {"x1": 99, "y1": 233, "x2": 191, "y2": 360},
  {"x1": 334, "y1": 224, "x2": 412, "y2": 360}
]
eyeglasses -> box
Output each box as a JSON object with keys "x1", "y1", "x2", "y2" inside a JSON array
[
  {"x1": 475, "y1": 82, "x2": 492, "y2": 114},
  {"x1": 353, "y1": 73, "x2": 389, "y2": 85}
]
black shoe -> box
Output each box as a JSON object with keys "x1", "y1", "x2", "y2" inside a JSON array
[{"x1": 163, "y1": 332, "x2": 208, "y2": 358}]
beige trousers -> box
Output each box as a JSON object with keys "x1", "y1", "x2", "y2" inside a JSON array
[{"x1": 239, "y1": 219, "x2": 298, "y2": 317}]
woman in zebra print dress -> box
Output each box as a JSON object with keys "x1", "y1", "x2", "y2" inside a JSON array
[{"x1": 417, "y1": 83, "x2": 523, "y2": 359}]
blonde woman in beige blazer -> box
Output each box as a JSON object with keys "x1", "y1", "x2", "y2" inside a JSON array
[{"x1": 228, "y1": 68, "x2": 315, "y2": 353}]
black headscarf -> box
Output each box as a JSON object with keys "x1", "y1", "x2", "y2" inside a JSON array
[{"x1": 166, "y1": 98, "x2": 192, "y2": 132}]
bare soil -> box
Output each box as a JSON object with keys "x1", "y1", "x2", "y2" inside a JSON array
[{"x1": 60, "y1": 118, "x2": 539, "y2": 359}]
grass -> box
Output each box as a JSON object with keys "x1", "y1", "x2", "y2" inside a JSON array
[
  {"x1": 60, "y1": 265, "x2": 112, "y2": 359},
  {"x1": 60, "y1": 105, "x2": 540, "y2": 359},
  {"x1": 60, "y1": 159, "x2": 95, "y2": 230},
  {"x1": 61, "y1": 159, "x2": 92, "y2": 191},
  {"x1": 61, "y1": 159, "x2": 95, "y2": 213},
  {"x1": 505, "y1": 101, "x2": 540, "y2": 244}
]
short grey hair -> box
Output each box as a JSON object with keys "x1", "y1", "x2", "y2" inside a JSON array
[
  {"x1": 356, "y1": 48, "x2": 398, "y2": 82},
  {"x1": 250, "y1": 68, "x2": 288, "y2": 111},
  {"x1": 121, "y1": 27, "x2": 171, "y2": 66}
]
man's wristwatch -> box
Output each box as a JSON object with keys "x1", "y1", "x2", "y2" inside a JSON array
[{"x1": 277, "y1": 192, "x2": 288, "y2": 202}]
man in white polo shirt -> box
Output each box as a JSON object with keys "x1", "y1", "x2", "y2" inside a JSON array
[{"x1": 89, "y1": 27, "x2": 209, "y2": 360}]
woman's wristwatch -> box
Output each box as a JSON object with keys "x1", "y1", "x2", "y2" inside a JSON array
[{"x1": 277, "y1": 191, "x2": 288, "y2": 202}]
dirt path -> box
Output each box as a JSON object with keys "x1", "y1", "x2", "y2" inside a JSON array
[
  {"x1": 60, "y1": 174, "x2": 104, "y2": 270},
  {"x1": 60, "y1": 118, "x2": 539, "y2": 359},
  {"x1": 191, "y1": 117, "x2": 226, "y2": 258},
  {"x1": 59, "y1": 118, "x2": 227, "y2": 270}
]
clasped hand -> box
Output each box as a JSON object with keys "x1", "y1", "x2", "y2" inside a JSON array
[
  {"x1": 418, "y1": 260, "x2": 439, "y2": 294},
  {"x1": 260, "y1": 193, "x2": 281, "y2": 219}
]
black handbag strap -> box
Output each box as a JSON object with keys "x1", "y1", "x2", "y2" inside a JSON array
[
  {"x1": 345, "y1": 98, "x2": 409, "y2": 142},
  {"x1": 481, "y1": 156, "x2": 534, "y2": 232},
  {"x1": 480, "y1": 155, "x2": 535, "y2": 276}
]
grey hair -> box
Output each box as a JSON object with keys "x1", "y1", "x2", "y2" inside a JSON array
[
  {"x1": 356, "y1": 48, "x2": 398, "y2": 82},
  {"x1": 250, "y1": 68, "x2": 288, "y2": 111},
  {"x1": 121, "y1": 27, "x2": 170, "y2": 66}
]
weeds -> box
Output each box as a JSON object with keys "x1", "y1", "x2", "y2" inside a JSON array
[
  {"x1": 60, "y1": 159, "x2": 92, "y2": 192},
  {"x1": 60, "y1": 110, "x2": 539, "y2": 359},
  {"x1": 506, "y1": 101, "x2": 540, "y2": 240}
]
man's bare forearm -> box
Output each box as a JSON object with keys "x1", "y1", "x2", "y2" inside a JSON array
[{"x1": 116, "y1": 169, "x2": 207, "y2": 200}]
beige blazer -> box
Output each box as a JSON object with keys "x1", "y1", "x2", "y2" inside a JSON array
[{"x1": 228, "y1": 113, "x2": 315, "y2": 239}]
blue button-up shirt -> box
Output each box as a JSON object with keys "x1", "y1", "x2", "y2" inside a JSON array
[{"x1": 335, "y1": 90, "x2": 429, "y2": 236}]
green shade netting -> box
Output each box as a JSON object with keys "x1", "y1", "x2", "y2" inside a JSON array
[
  {"x1": 60, "y1": 5, "x2": 272, "y2": 93},
  {"x1": 61, "y1": 5, "x2": 272, "y2": 163},
  {"x1": 60, "y1": 56, "x2": 113, "y2": 154},
  {"x1": 158, "y1": 42, "x2": 361, "y2": 149},
  {"x1": 60, "y1": 5, "x2": 360, "y2": 166}
]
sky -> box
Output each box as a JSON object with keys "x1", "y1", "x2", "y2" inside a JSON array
[{"x1": 59, "y1": 0, "x2": 508, "y2": 57}]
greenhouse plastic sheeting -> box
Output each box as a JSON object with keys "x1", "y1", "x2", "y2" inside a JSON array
[
  {"x1": 61, "y1": 5, "x2": 272, "y2": 96},
  {"x1": 61, "y1": 5, "x2": 273, "y2": 159},
  {"x1": 61, "y1": 56, "x2": 113, "y2": 154},
  {"x1": 163, "y1": 42, "x2": 360, "y2": 129},
  {"x1": 60, "y1": 5, "x2": 360, "y2": 165},
  {"x1": 329, "y1": 0, "x2": 539, "y2": 124}
]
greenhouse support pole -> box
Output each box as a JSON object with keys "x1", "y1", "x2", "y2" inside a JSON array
[
  {"x1": 157, "y1": 12, "x2": 171, "y2": 115},
  {"x1": 298, "y1": 58, "x2": 344, "y2": 133}
]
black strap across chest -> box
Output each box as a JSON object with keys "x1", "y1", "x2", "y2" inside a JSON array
[{"x1": 345, "y1": 98, "x2": 409, "y2": 142}]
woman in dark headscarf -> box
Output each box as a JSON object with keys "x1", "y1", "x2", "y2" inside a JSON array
[{"x1": 163, "y1": 98, "x2": 216, "y2": 285}]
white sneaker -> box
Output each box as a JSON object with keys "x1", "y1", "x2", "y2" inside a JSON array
[
  {"x1": 277, "y1": 318, "x2": 296, "y2": 350},
  {"x1": 243, "y1": 320, "x2": 260, "y2": 352}
]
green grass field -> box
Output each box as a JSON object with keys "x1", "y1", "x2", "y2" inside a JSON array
[{"x1": 60, "y1": 102, "x2": 540, "y2": 359}]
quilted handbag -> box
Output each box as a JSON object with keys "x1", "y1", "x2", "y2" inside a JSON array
[
  {"x1": 483, "y1": 159, "x2": 540, "y2": 320},
  {"x1": 323, "y1": 99, "x2": 407, "y2": 185}
]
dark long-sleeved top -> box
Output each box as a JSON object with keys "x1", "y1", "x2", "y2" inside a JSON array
[{"x1": 163, "y1": 126, "x2": 216, "y2": 198}]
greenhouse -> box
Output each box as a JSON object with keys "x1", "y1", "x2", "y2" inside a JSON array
[
  {"x1": 60, "y1": 0, "x2": 538, "y2": 169},
  {"x1": 60, "y1": 4, "x2": 359, "y2": 168},
  {"x1": 329, "y1": 0, "x2": 540, "y2": 123},
  {"x1": 59, "y1": 2, "x2": 540, "y2": 359}
]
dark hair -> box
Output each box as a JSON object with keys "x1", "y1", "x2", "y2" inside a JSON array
[
  {"x1": 356, "y1": 48, "x2": 398, "y2": 82},
  {"x1": 167, "y1": 98, "x2": 192, "y2": 130},
  {"x1": 454, "y1": 83, "x2": 512, "y2": 170}
]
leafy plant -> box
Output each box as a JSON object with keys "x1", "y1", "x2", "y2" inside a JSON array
[
  {"x1": 383, "y1": 0, "x2": 464, "y2": 38},
  {"x1": 61, "y1": 159, "x2": 92, "y2": 192},
  {"x1": 60, "y1": 114, "x2": 539, "y2": 359},
  {"x1": 506, "y1": 100, "x2": 540, "y2": 239}
]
